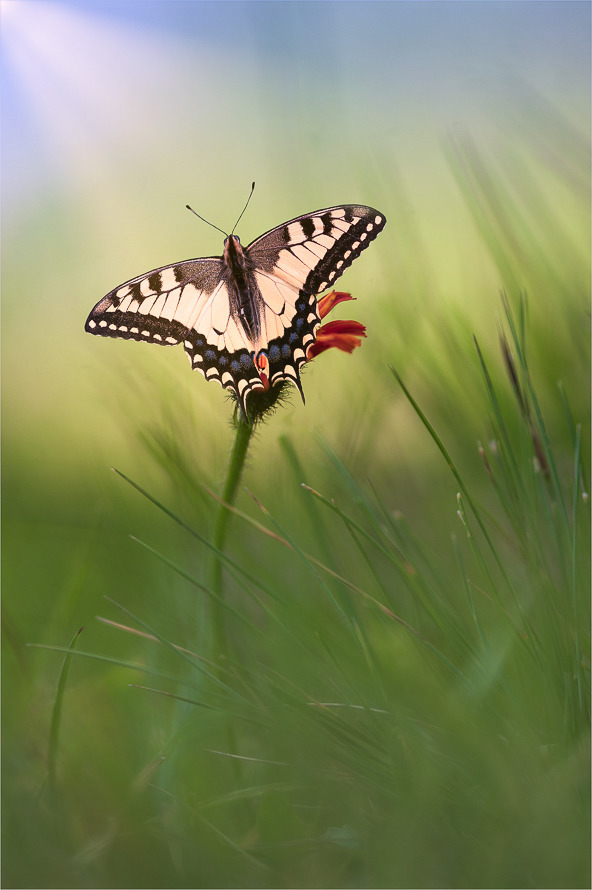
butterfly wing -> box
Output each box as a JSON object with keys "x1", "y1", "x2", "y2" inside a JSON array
[
  {"x1": 85, "y1": 256, "x2": 272, "y2": 403},
  {"x1": 243, "y1": 204, "x2": 386, "y2": 395},
  {"x1": 246, "y1": 205, "x2": 386, "y2": 296},
  {"x1": 85, "y1": 257, "x2": 221, "y2": 345}
]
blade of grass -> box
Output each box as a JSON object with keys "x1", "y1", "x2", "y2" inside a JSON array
[
  {"x1": 390, "y1": 363, "x2": 519, "y2": 609},
  {"x1": 28, "y1": 643, "x2": 210, "y2": 693},
  {"x1": 103, "y1": 595, "x2": 250, "y2": 703},
  {"x1": 113, "y1": 467, "x2": 282, "y2": 604},
  {"x1": 501, "y1": 293, "x2": 569, "y2": 524},
  {"x1": 245, "y1": 488, "x2": 352, "y2": 630},
  {"x1": 558, "y1": 383, "x2": 590, "y2": 499},
  {"x1": 128, "y1": 535, "x2": 260, "y2": 634},
  {"x1": 47, "y1": 626, "x2": 83, "y2": 800}
]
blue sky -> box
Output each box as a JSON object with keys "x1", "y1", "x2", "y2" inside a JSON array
[{"x1": 2, "y1": 1, "x2": 589, "y2": 212}]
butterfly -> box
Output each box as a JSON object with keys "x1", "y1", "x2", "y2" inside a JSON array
[{"x1": 85, "y1": 202, "x2": 386, "y2": 414}]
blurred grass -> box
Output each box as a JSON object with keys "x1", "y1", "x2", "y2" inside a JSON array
[{"x1": 3, "y1": 72, "x2": 590, "y2": 890}]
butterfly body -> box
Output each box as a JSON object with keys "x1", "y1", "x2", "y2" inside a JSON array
[
  {"x1": 223, "y1": 234, "x2": 264, "y2": 345},
  {"x1": 86, "y1": 204, "x2": 386, "y2": 413}
]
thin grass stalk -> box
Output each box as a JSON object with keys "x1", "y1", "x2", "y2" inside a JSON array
[
  {"x1": 247, "y1": 488, "x2": 352, "y2": 629},
  {"x1": 558, "y1": 383, "x2": 590, "y2": 499},
  {"x1": 390, "y1": 363, "x2": 519, "y2": 610},
  {"x1": 31, "y1": 643, "x2": 209, "y2": 688},
  {"x1": 501, "y1": 293, "x2": 569, "y2": 524},
  {"x1": 103, "y1": 596, "x2": 249, "y2": 701},
  {"x1": 115, "y1": 468, "x2": 281, "y2": 603},
  {"x1": 47, "y1": 626, "x2": 83, "y2": 801},
  {"x1": 571, "y1": 424, "x2": 585, "y2": 717}
]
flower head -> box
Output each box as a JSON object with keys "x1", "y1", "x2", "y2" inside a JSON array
[{"x1": 237, "y1": 291, "x2": 366, "y2": 424}]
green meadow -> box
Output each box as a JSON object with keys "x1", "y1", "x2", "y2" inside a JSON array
[{"x1": 2, "y1": 3, "x2": 589, "y2": 888}]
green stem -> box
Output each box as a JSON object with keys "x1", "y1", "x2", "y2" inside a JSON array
[
  {"x1": 209, "y1": 410, "x2": 255, "y2": 667},
  {"x1": 208, "y1": 410, "x2": 255, "y2": 784}
]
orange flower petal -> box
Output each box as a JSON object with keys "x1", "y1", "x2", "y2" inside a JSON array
[
  {"x1": 306, "y1": 319, "x2": 366, "y2": 359},
  {"x1": 317, "y1": 290, "x2": 355, "y2": 320}
]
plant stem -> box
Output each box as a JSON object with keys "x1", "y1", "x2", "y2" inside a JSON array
[
  {"x1": 208, "y1": 410, "x2": 254, "y2": 784},
  {"x1": 209, "y1": 410, "x2": 255, "y2": 667}
]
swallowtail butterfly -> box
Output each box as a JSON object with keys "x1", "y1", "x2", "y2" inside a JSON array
[{"x1": 85, "y1": 202, "x2": 386, "y2": 413}]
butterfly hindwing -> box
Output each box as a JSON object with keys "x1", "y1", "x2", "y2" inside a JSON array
[
  {"x1": 183, "y1": 288, "x2": 320, "y2": 409},
  {"x1": 85, "y1": 203, "x2": 386, "y2": 412}
]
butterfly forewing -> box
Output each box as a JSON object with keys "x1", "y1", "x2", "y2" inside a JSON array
[
  {"x1": 85, "y1": 258, "x2": 222, "y2": 344},
  {"x1": 85, "y1": 203, "x2": 386, "y2": 413},
  {"x1": 246, "y1": 205, "x2": 386, "y2": 295}
]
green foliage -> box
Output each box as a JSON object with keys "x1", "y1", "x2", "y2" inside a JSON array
[
  {"x1": 3, "y1": 72, "x2": 589, "y2": 890},
  {"x1": 5, "y1": 284, "x2": 589, "y2": 887}
]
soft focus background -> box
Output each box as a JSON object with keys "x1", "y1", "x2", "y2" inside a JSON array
[{"x1": 2, "y1": 2, "x2": 590, "y2": 888}]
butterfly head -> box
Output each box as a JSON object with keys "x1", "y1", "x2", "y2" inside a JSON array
[{"x1": 223, "y1": 233, "x2": 248, "y2": 273}]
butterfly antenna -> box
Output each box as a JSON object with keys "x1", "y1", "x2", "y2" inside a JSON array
[
  {"x1": 231, "y1": 182, "x2": 256, "y2": 235},
  {"x1": 185, "y1": 205, "x2": 228, "y2": 238}
]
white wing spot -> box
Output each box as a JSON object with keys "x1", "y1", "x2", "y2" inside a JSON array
[
  {"x1": 153, "y1": 333, "x2": 163, "y2": 341},
  {"x1": 99, "y1": 320, "x2": 108, "y2": 328},
  {"x1": 166, "y1": 336, "x2": 177, "y2": 344},
  {"x1": 141, "y1": 330, "x2": 150, "y2": 337},
  {"x1": 184, "y1": 340, "x2": 193, "y2": 349},
  {"x1": 351, "y1": 241, "x2": 360, "y2": 250},
  {"x1": 374, "y1": 215, "x2": 382, "y2": 224},
  {"x1": 88, "y1": 320, "x2": 96, "y2": 329},
  {"x1": 344, "y1": 250, "x2": 351, "y2": 259},
  {"x1": 131, "y1": 327, "x2": 139, "y2": 334},
  {"x1": 109, "y1": 323, "x2": 117, "y2": 331},
  {"x1": 119, "y1": 326, "x2": 128, "y2": 333}
]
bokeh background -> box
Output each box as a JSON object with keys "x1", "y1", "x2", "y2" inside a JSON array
[{"x1": 2, "y1": 2, "x2": 590, "y2": 888}]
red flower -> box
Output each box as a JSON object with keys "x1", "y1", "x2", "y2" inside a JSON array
[{"x1": 306, "y1": 291, "x2": 366, "y2": 360}]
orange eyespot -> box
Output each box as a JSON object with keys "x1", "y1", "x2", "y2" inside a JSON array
[{"x1": 254, "y1": 351, "x2": 270, "y2": 390}]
